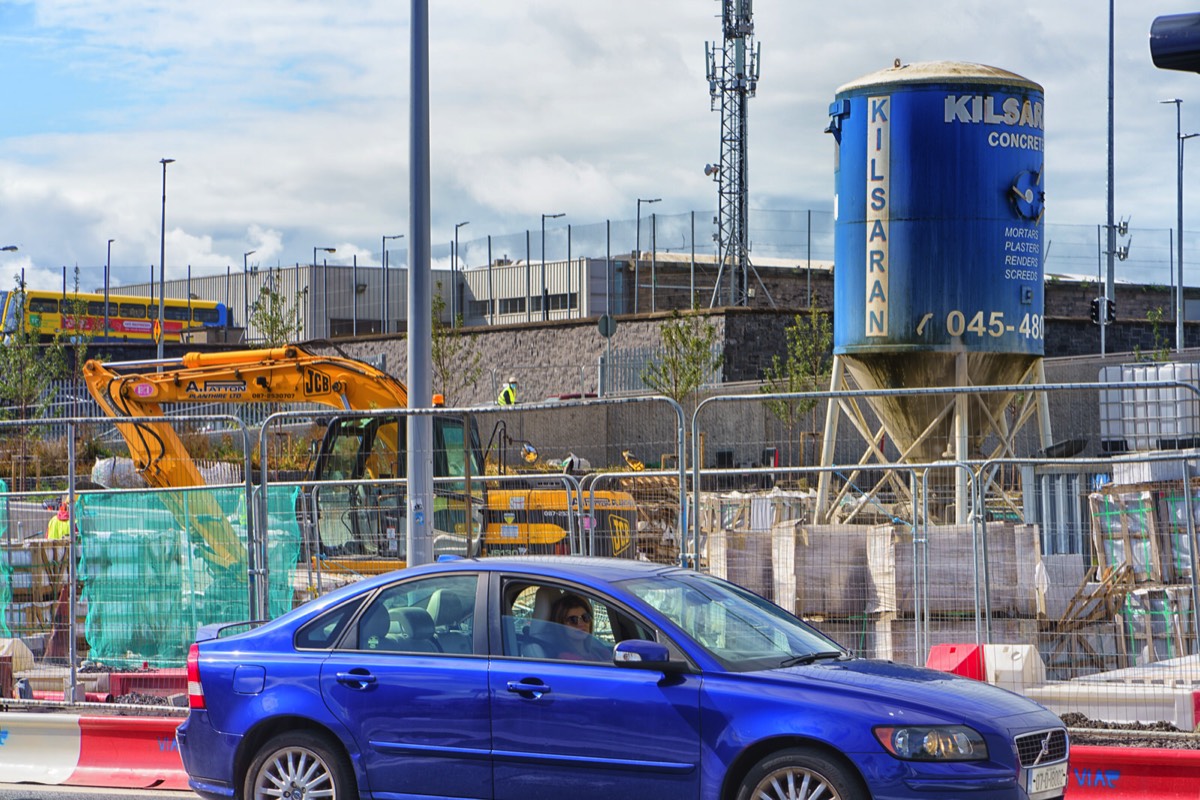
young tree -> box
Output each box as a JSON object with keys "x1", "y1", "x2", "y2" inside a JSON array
[
  {"x1": 759, "y1": 309, "x2": 833, "y2": 467},
  {"x1": 0, "y1": 275, "x2": 68, "y2": 488},
  {"x1": 249, "y1": 268, "x2": 306, "y2": 346},
  {"x1": 641, "y1": 310, "x2": 724, "y2": 407},
  {"x1": 431, "y1": 284, "x2": 483, "y2": 406}
]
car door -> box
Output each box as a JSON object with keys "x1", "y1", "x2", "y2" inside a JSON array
[
  {"x1": 320, "y1": 572, "x2": 490, "y2": 799},
  {"x1": 488, "y1": 576, "x2": 702, "y2": 800}
]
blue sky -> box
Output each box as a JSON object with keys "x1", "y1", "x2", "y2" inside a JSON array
[{"x1": 1, "y1": 1, "x2": 1198, "y2": 292}]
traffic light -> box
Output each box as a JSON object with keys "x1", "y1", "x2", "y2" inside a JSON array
[
  {"x1": 1090, "y1": 297, "x2": 1102, "y2": 325},
  {"x1": 1105, "y1": 298, "x2": 1116, "y2": 324},
  {"x1": 1151, "y1": 14, "x2": 1200, "y2": 73}
]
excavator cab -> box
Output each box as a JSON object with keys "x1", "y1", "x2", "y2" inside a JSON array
[{"x1": 308, "y1": 413, "x2": 486, "y2": 562}]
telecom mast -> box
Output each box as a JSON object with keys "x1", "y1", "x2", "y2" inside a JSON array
[{"x1": 706, "y1": 0, "x2": 769, "y2": 307}]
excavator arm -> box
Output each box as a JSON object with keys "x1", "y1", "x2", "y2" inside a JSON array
[{"x1": 83, "y1": 345, "x2": 411, "y2": 569}]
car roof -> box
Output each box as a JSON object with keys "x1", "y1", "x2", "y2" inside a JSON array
[
  {"x1": 441, "y1": 555, "x2": 684, "y2": 582},
  {"x1": 288, "y1": 556, "x2": 690, "y2": 624}
]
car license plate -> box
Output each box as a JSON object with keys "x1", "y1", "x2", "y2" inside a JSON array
[{"x1": 1027, "y1": 762, "x2": 1067, "y2": 797}]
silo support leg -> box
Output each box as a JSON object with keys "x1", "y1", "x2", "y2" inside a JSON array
[
  {"x1": 955, "y1": 353, "x2": 970, "y2": 525},
  {"x1": 815, "y1": 356, "x2": 846, "y2": 524}
]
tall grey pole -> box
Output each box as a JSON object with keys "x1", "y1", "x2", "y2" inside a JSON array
[
  {"x1": 104, "y1": 239, "x2": 114, "y2": 339},
  {"x1": 382, "y1": 234, "x2": 388, "y2": 334},
  {"x1": 1169, "y1": 99, "x2": 1186, "y2": 352},
  {"x1": 651, "y1": 212, "x2": 657, "y2": 312},
  {"x1": 407, "y1": 0, "x2": 435, "y2": 567},
  {"x1": 243, "y1": 250, "x2": 255, "y2": 330},
  {"x1": 1104, "y1": 0, "x2": 1115, "y2": 356},
  {"x1": 635, "y1": 198, "x2": 660, "y2": 314},
  {"x1": 807, "y1": 208, "x2": 813, "y2": 308},
  {"x1": 454, "y1": 221, "x2": 469, "y2": 328},
  {"x1": 541, "y1": 213, "x2": 564, "y2": 321},
  {"x1": 383, "y1": 233, "x2": 403, "y2": 334},
  {"x1": 690, "y1": 211, "x2": 696, "y2": 308},
  {"x1": 157, "y1": 157, "x2": 175, "y2": 362}
]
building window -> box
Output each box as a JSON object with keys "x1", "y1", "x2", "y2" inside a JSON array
[{"x1": 498, "y1": 297, "x2": 525, "y2": 315}]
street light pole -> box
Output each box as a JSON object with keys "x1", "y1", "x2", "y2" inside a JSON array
[
  {"x1": 453, "y1": 221, "x2": 469, "y2": 328},
  {"x1": 105, "y1": 239, "x2": 114, "y2": 339},
  {"x1": 157, "y1": 158, "x2": 175, "y2": 362},
  {"x1": 541, "y1": 213, "x2": 564, "y2": 321},
  {"x1": 382, "y1": 234, "x2": 403, "y2": 333},
  {"x1": 315, "y1": 247, "x2": 335, "y2": 340},
  {"x1": 635, "y1": 198, "x2": 660, "y2": 313},
  {"x1": 242, "y1": 250, "x2": 256, "y2": 331},
  {"x1": 1164, "y1": 98, "x2": 1199, "y2": 352}
]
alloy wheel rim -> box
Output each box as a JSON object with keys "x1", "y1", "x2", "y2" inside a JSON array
[
  {"x1": 254, "y1": 747, "x2": 336, "y2": 800},
  {"x1": 752, "y1": 766, "x2": 841, "y2": 800}
]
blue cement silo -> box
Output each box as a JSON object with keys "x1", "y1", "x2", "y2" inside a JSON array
[{"x1": 825, "y1": 61, "x2": 1045, "y2": 463}]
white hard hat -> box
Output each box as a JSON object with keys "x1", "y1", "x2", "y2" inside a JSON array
[{"x1": 508, "y1": 376, "x2": 518, "y2": 384}]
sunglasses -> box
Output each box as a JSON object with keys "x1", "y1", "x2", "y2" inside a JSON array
[{"x1": 565, "y1": 613, "x2": 592, "y2": 625}]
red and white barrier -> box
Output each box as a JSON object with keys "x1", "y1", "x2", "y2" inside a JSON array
[
  {"x1": 0, "y1": 713, "x2": 186, "y2": 790},
  {"x1": 1068, "y1": 745, "x2": 1200, "y2": 799}
]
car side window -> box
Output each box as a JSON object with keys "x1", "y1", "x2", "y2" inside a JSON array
[
  {"x1": 295, "y1": 598, "x2": 365, "y2": 650},
  {"x1": 350, "y1": 574, "x2": 477, "y2": 655},
  {"x1": 501, "y1": 580, "x2": 655, "y2": 663}
]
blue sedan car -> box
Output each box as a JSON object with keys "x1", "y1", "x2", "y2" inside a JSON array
[{"x1": 177, "y1": 556, "x2": 1068, "y2": 800}]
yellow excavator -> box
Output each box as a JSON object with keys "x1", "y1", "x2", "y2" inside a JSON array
[{"x1": 83, "y1": 345, "x2": 636, "y2": 573}]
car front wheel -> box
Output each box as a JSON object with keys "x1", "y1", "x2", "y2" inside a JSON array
[
  {"x1": 736, "y1": 746, "x2": 864, "y2": 800},
  {"x1": 244, "y1": 730, "x2": 355, "y2": 800}
]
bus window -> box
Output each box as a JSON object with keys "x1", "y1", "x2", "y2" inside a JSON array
[
  {"x1": 193, "y1": 307, "x2": 220, "y2": 324},
  {"x1": 119, "y1": 303, "x2": 147, "y2": 319},
  {"x1": 86, "y1": 301, "x2": 109, "y2": 316},
  {"x1": 28, "y1": 297, "x2": 59, "y2": 314},
  {"x1": 165, "y1": 305, "x2": 190, "y2": 322}
]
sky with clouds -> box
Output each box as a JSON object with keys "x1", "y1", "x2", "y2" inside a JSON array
[{"x1": 0, "y1": 0, "x2": 1197, "y2": 293}]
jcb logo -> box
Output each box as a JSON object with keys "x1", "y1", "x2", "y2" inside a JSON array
[
  {"x1": 304, "y1": 368, "x2": 332, "y2": 396},
  {"x1": 610, "y1": 515, "x2": 632, "y2": 555}
]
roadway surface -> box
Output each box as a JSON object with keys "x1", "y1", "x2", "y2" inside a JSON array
[{"x1": 0, "y1": 786, "x2": 195, "y2": 799}]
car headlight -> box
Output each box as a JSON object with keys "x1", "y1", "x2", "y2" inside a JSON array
[{"x1": 874, "y1": 725, "x2": 988, "y2": 761}]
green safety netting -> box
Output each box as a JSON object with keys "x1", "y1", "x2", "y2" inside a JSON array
[
  {"x1": 76, "y1": 486, "x2": 301, "y2": 667},
  {"x1": 0, "y1": 479, "x2": 12, "y2": 638}
]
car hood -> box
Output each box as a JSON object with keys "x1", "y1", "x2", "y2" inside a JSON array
[{"x1": 771, "y1": 658, "x2": 1044, "y2": 722}]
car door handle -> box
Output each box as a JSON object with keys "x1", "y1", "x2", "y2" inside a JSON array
[
  {"x1": 336, "y1": 670, "x2": 378, "y2": 689},
  {"x1": 506, "y1": 679, "x2": 551, "y2": 698}
]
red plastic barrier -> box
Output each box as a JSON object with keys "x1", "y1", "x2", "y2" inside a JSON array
[
  {"x1": 30, "y1": 690, "x2": 112, "y2": 703},
  {"x1": 65, "y1": 715, "x2": 187, "y2": 790},
  {"x1": 925, "y1": 643, "x2": 986, "y2": 680},
  {"x1": 1067, "y1": 745, "x2": 1200, "y2": 799},
  {"x1": 107, "y1": 668, "x2": 188, "y2": 698}
]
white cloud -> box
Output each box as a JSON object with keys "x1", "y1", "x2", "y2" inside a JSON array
[{"x1": 0, "y1": 0, "x2": 1196, "y2": 290}]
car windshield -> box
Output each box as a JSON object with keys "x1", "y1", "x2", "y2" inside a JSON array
[{"x1": 619, "y1": 571, "x2": 847, "y2": 672}]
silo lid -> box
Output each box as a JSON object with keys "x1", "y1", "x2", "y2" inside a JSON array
[{"x1": 836, "y1": 60, "x2": 1042, "y2": 94}]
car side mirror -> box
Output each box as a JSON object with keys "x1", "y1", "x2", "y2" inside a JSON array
[{"x1": 613, "y1": 639, "x2": 688, "y2": 673}]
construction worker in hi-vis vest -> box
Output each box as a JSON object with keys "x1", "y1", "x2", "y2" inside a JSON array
[{"x1": 497, "y1": 376, "x2": 518, "y2": 405}]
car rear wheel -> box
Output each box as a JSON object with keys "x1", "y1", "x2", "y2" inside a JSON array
[
  {"x1": 244, "y1": 730, "x2": 355, "y2": 800},
  {"x1": 736, "y1": 747, "x2": 864, "y2": 800}
]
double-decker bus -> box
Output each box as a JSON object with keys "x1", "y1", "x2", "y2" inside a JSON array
[{"x1": 0, "y1": 289, "x2": 229, "y2": 343}]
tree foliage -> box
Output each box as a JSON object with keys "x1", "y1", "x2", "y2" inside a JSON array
[
  {"x1": 641, "y1": 310, "x2": 724, "y2": 406},
  {"x1": 760, "y1": 310, "x2": 832, "y2": 466},
  {"x1": 0, "y1": 275, "x2": 70, "y2": 487},
  {"x1": 430, "y1": 284, "x2": 483, "y2": 406},
  {"x1": 249, "y1": 268, "x2": 306, "y2": 346}
]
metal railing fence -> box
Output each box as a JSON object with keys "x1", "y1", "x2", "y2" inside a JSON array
[{"x1": 1, "y1": 382, "x2": 1199, "y2": 742}]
